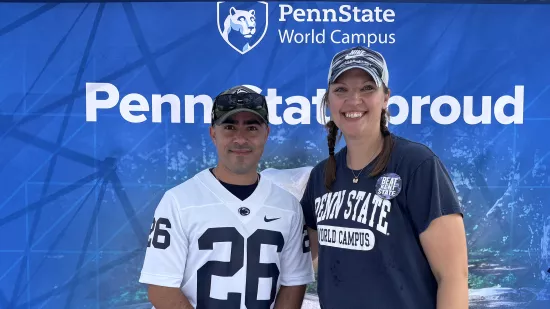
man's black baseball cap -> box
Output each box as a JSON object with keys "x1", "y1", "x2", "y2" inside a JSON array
[{"x1": 211, "y1": 85, "x2": 269, "y2": 126}]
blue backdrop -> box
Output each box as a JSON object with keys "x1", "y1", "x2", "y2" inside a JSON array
[{"x1": 1, "y1": 1, "x2": 549, "y2": 308}]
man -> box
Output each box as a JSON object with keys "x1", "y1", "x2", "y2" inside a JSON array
[{"x1": 139, "y1": 85, "x2": 315, "y2": 309}]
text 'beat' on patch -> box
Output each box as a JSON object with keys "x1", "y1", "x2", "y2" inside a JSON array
[{"x1": 375, "y1": 173, "x2": 402, "y2": 200}]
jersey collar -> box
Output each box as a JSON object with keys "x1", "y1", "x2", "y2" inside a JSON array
[{"x1": 196, "y1": 168, "x2": 271, "y2": 207}]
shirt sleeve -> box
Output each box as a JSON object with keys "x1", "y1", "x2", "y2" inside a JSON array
[
  {"x1": 300, "y1": 172, "x2": 317, "y2": 230},
  {"x1": 279, "y1": 201, "x2": 315, "y2": 286},
  {"x1": 139, "y1": 191, "x2": 188, "y2": 288},
  {"x1": 406, "y1": 155, "x2": 463, "y2": 235}
]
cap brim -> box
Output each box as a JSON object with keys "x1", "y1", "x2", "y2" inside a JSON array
[
  {"x1": 213, "y1": 108, "x2": 268, "y2": 125},
  {"x1": 329, "y1": 65, "x2": 383, "y2": 88}
]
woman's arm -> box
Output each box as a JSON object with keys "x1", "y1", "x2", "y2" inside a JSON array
[
  {"x1": 420, "y1": 213, "x2": 469, "y2": 309},
  {"x1": 308, "y1": 228, "x2": 319, "y2": 271}
]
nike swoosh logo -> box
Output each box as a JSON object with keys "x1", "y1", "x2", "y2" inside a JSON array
[{"x1": 264, "y1": 216, "x2": 280, "y2": 222}]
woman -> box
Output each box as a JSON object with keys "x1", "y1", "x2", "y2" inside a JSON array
[{"x1": 300, "y1": 46, "x2": 469, "y2": 309}]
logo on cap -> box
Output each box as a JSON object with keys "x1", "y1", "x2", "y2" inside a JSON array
[
  {"x1": 375, "y1": 173, "x2": 402, "y2": 200},
  {"x1": 345, "y1": 49, "x2": 368, "y2": 60}
]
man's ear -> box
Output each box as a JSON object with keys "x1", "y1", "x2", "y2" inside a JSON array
[{"x1": 209, "y1": 125, "x2": 216, "y2": 146}]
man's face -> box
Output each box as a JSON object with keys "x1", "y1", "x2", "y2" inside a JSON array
[{"x1": 210, "y1": 111, "x2": 270, "y2": 175}]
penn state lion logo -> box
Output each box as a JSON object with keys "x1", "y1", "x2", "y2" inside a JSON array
[
  {"x1": 217, "y1": 2, "x2": 269, "y2": 55},
  {"x1": 222, "y1": 8, "x2": 256, "y2": 42}
]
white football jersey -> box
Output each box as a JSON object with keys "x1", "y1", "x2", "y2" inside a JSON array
[{"x1": 139, "y1": 168, "x2": 315, "y2": 309}]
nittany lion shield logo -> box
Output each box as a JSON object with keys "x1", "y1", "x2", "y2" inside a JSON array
[{"x1": 217, "y1": 1, "x2": 269, "y2": 55}]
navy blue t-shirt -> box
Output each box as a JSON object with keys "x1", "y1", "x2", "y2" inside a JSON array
[{"x1": 300, "y1": 134, "x2": 463, "y2": 309}]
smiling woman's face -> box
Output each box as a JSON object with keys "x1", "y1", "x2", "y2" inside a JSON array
[{"x1": 327, "y1": 68, "x2": 389, "y2": 140}]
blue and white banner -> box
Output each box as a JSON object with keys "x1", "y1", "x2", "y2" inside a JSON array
[{"x1": 0, "y1": 1, "x2": 549, "y2": 308}]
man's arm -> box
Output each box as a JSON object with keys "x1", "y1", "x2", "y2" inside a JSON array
[
  {"x1": 139, "y1": 191, "x2": 191, "y2": 308},
  {"x1": 276, "y1": 200, "x2": 315, "y2": 308},
  {"x1": 273, "y1": 285, "x2": 307, "y2": 309},
  {"x1": 148, "y1": 285, "x2": 194, "y2": 309}
]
